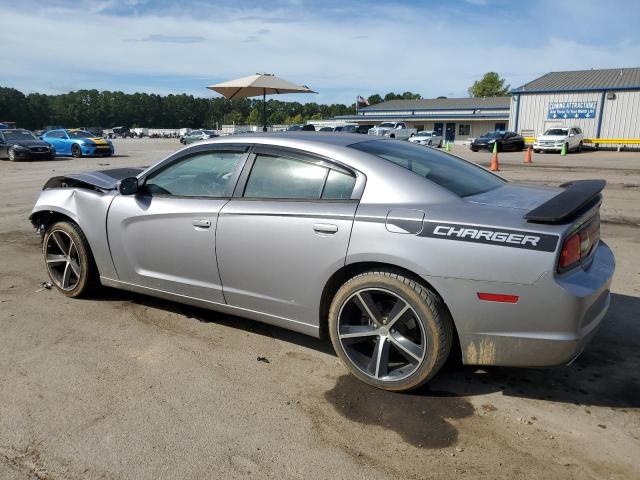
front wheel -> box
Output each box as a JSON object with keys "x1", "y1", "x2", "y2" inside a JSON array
[
  {"x1": 577, "y1": 141, "x2": 583, "y2": 153},
  {"x1": 43, "y1": 221, "x2": 97, "y2": 298},
  {"x1": 329, "y1": 271, "x2": 452, "y2": 392},
  {"x1": 8, "y1": 148, "x2": 16, "y2": 161},
  {"x1": 71, "y1": 144, "x2": 82, "y2": 158}
]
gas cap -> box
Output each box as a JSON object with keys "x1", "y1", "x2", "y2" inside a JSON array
[{"x1": 385, "y1": 209, "x2": 425, "y2": 234}]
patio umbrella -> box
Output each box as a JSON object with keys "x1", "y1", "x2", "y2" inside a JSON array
[{"x1": 207, "y1": 73, "x2": 316, "y2": 131}]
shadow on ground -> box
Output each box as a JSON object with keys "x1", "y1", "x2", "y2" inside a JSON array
[{"x1": 99, "y1": 289, "x2": 640, "y2": 410}]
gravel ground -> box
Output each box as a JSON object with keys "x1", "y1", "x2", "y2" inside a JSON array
[{"x1": 0, "y1": 138, "x2": 638, "y2": 479}]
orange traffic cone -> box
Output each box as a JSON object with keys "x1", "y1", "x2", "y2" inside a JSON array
[
  {"x1": 490, "y1": 142, "x2": 499, "y2": 171},
  {"x1": 524, "y1": 145, "x2": 532, "y2": 164}
]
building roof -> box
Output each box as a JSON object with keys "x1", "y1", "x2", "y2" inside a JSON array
[
  {"x1": 360, "y1": 96, "x2": 510, "y2": 111},
  {"x1": 512, "y1": 67, "x2": 640, "y2": 93}
]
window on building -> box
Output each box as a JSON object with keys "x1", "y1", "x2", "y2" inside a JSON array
[{"x1": 458, "y1": 124, "x2": 471, "y2": 136}]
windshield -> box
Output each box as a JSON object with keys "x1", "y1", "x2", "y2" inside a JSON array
[
  {"x1": 481, "y1": 131, "x2": 505, "y2": 138},
  {"x1": 544, "y1": 128, "x2": 569, "y2": 136},
  {"x1": 68, "y1": 130, "x2": 94, "y2": 138},
  {"x1": 2, "y1": 130, "x2": 37, "y2": 141},
  {"x1": 350, "y1": 140, "x2": 505, "y2": 197},
  {"x1": 378, "y1": 123, "x2": 395, "y2": 128}
]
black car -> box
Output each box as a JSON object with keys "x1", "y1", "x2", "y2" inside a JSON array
[
  {"x1": 334, "y1": 124, "x2": 373, "y2": 134},
  {"x1": 470, "y1": 131, "x2": 525, "y2": 152},
  {"x1": 0, "y1": 129, "x2": 55, "y2": 161}
]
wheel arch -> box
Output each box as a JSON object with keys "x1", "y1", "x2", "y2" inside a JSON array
[
  {"x1": 30, "y1": 208, "x2": 102, "y2": 275},
  {"x1": 318, "y1": 261, "x2": 461, "y2": 360}
]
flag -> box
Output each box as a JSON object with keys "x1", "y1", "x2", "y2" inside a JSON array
[{"x1": 357, "y1": 95, "x2": 370, "y2": 107}]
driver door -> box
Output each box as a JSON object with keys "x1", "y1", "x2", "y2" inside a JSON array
[{"x1": 107, "y1": 144, "x2": 249, "y2": 303}]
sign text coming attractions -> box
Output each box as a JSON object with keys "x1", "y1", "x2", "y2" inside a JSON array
[{"x1": 547, "y1": 101, "x2": 596, "y2": 120}]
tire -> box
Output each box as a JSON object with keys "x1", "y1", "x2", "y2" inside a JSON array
[
  {"x1": 389, "y1": 134, "x2": 395, "y2": 139},
  {"x1": 328, "y1": 271, "x2": 452, "y2": 392},
  {"x1": 577, "y1": 141, "x2": 583, "y2": 153},
  {"x1": 471, "y1": 148, "x2": 478, "y2": 152},
  {"x1": 42, "y1": 221, "x2": 98, "y2": 298},
  {"x1": 8, "y1": 148, "x2": 16, "y2": 161},
  {"x1": 71, "y1": 144, "x2": 82, "y2": 158},
  {"x1": 533, "y1": 149, "x2": 540, "y2": 154}
]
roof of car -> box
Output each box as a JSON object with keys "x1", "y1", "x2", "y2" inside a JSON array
[
  {"x1": 205, "y1": 131, "x2": 370, "y2": 147},
  {"x1": 512, "y1": 67, "x2": 640, "y2": 93}
]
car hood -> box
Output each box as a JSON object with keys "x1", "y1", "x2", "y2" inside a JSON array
[
  {"x1": 75, "y1": 137, "x2": 111, "y2": 145},
  {"x1": 43, "y1": 167, "x2": 144, "y2": 191},
  {"x1": 537, "y1": 135, "x2": 567, "y2": 141},
  {"x1": 8, "y1": 139, "x2": 50, "y2": 148},
  {"x1": 465, "y1": 183, "x2": 561, "y2": 211}
]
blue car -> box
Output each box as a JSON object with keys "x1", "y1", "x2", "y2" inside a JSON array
[{"x1": 41, "y1": 129, "x2": 114, "y2": 158}]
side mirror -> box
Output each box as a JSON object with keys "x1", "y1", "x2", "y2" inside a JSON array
[{"x1": 119, "y1": 177, "x2": 139, "y2": 195}]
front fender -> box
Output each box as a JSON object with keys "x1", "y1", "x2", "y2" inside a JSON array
[{"x1": 30, "y1": 188, "x2": 119, "y2": 279}]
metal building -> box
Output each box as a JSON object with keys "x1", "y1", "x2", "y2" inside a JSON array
[
  {"x1": 510, "y1": 68, "x2": 640, "y2": 144},
  {"x1": 336, "y1": 97, "x2": 510, "y2": 144}
]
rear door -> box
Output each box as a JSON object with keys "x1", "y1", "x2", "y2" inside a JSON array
[
  {"x1": 216, "y1": 145, "x2": 361, "y2": 326},
  {"x1": 107, "y1": 144, "x2": 249, "y2": 302}
]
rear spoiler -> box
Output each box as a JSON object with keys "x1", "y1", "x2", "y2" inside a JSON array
[{"x1": 524, "y1": 179, "x2": 605, "y2": 224}]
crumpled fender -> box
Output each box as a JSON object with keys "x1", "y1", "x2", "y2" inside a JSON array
[{"x1": 42, "y1": 167, "x2": 144, "y2": 192}]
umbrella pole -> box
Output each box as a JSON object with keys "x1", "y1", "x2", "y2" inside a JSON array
[{"x1": 262, "y1": 89, "x2": 267, "y2": 132}]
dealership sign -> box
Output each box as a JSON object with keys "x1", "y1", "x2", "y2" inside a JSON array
[{"x1": 547, "y1": 101, "x2": 596, "y2": 119}]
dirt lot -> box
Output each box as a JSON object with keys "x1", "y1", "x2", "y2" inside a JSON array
[{"x1": 1, "y1": 138, "x2": 638, "y2": 479}]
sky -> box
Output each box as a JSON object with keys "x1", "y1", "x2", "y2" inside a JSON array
[{"x1": 1, "y1": 0, "x2": 639, "y2": 104}]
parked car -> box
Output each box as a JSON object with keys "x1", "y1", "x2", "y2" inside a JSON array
[
  {"x1": 368, "y1": 122, "x2": 417, "y2": 140},
  {"x1": 318, "y1": 126, "x2": 334, "y2": 132},
  {"x1": 470, "y1": 131, "x2": 525, "y2": 152},
  {"x1": 286, "y1": 125, "x2": 315, "y2": 132},
  {"x1": 534, "y1": 126, "x2": 585, "y2": 153},
  {"x1": 408, "y1": 130, "x2": 443, "y2": 147},
  {"x1": 286, "y1": 125, "x2": 302, "y2": 131},
  {"x1": 111, "y1": 126, "x2": 132, "y2": 139},
  {"x1": 0, "y1": 129, "x2": 55, "y2": 161},
  {"x1": 181, "y1": 129, "x2": 218, "y2": 145},
  {"x1": 30, "y1": 133, "x2": 614, "y2": 392},
  {"x1": 335, "y1": 125, "x2": 372, "y2": 134},
  {"x1": 41, "y1": 129, "x2": 113, "y2": 158}
]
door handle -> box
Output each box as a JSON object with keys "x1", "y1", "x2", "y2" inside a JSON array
[
  {"x1": 313, "y1": 223, "x2": 338, "y2": 234},
  {"x1": 192, "y1": 219, "x2": 211, "y2": 228}
]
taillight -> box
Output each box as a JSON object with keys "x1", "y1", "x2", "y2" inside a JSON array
[{"x1": 558, "y1": 215, "x2": 600, "y2": 272}]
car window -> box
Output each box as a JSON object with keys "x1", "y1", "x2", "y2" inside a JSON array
[
  {"x1": 350, "y1": 140, "x2": 505, "y2": 197},
  {"x1": 322, "y1": 170, "x2": 356, "y2": 199},
  {"x1": 244, "y1": 154, "x2": 327, "y2": 199},
  {"x1": 144, "y1": 150, "x2": 244, "y2": 197}
]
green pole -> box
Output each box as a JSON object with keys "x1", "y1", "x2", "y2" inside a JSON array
[{"x1": 560, "y1": 142, "x2": 567, "y2": 156}]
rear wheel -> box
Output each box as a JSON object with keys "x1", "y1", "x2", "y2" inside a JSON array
[
  {"x1": 43, "y1": 221, "x2": 97, "y2": 298},
  {"x1": 329, "y1": 271, "x2": 452, "y2": 392},
  {"x1": 71, "y1": 144, "x2": 82, "y2": 158}
]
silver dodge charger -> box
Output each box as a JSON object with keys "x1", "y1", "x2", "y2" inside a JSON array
[{"x1": 30, "y1": 133, "x2": 615, "y2": 392}]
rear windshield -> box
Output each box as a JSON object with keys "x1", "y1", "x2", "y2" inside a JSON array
[{"x1": 350, "y1": 140, "x2": 505, "y2": 197}]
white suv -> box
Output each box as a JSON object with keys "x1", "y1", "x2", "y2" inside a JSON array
[{"x1": 534, "y1": 126, "x2": 585, "y2": 153}]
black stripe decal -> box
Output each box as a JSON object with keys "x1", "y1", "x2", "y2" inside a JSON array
[{"x1": 419, "y1": 221, "x2": 558, "y2": 252}]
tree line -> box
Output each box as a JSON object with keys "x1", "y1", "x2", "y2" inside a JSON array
[{"x1": 0, "y1": 72, "x2": 509, "y2": 130}]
